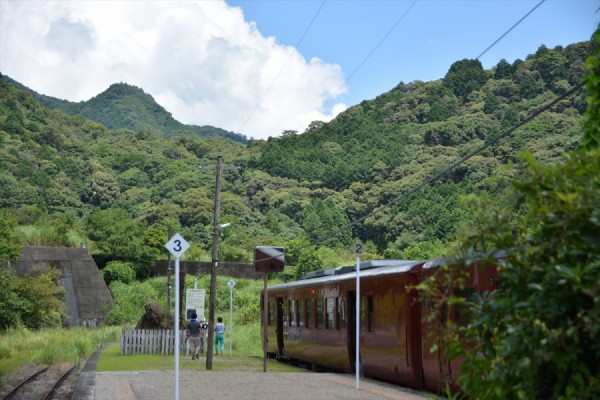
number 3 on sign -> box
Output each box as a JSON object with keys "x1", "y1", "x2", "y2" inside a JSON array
[
  {"x1": 165, "y1": 233, "x2": 190, "y2": 258},
  {"x1": 353, "y1": 240, "x2": 364, "y2": 255}
]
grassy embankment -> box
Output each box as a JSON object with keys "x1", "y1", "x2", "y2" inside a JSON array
[
  {"x1": 0, "y1": 273, "x2": 302, "y2": 386},
  {"x1": 0, "y1": 326, "x2": 120, "y2": 388}
]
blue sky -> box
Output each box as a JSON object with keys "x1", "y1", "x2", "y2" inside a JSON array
[
  {"x1": 0, "y1": 0, "x2": 598, "y2": 139},
  {"x1": 230, "y1": 0, "x2": 599, "y2": 110}
]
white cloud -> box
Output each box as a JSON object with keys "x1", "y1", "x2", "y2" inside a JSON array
[{"x1": 0, "y1": 0, "x2": 346, "y2": 139}]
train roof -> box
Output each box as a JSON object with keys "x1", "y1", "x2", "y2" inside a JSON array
[
  {"x1": 269, "y1": 259, "x2": 420, "y2": 290},
  {"x1": 421, "y1": 250, "x2": 508, "y2": 269}
]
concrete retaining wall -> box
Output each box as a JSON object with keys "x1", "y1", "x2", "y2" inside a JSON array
[
  {"x1": 8, "y1": 246, "x2": 114, "y2": 328},
  {"x1": 152, "y1": 260, "x2": 263, "y2": 280}
]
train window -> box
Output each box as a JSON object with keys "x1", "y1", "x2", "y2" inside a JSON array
[
  {"x1": 283, "y1": 300, "x2": 288, "y2": 327},
  {"x1": 298, "y1": 298, "x2": 305, "y2": 328},
  {"x1": 360, "y1": 297, "x2": 366, "y2": 331},
  {"x1": 306, "y1": 299, "x2": 313, "y2": 329},
  {"x1": 367, "y1": 295, "x2": 374, "y2": 332},
  {"x1": 338, "y1": 297, "x2": 346, "y2": 329},
  {"x1": 453, "y1": 288, "x2": 476, "y2": 326},
  {"x1": 269, "y1": 301, "x2": 274, "y2": 325},
  {"x1": 315, "y1": 298, "x2": 323, "y2": 329},
  {"x1": 289, "y1": 300, "x2": 297, "y2": 327},
  {"x1": 326, "y1": 298, "x2": 336, "y2": 329}
]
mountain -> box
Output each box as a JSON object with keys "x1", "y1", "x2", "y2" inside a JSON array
[
  {"x1": 0, "y1": 39, "x2": 593, "y2": 262},
  {"x1": 4, "y1": 78, "x2": 248, "y2": 145},
  {"x1": 256, "y1": 41, "x2": 592, "y2": 190}
]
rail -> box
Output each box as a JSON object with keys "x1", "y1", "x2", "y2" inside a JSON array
[{"x1": 1, "y1": 365, "x2": 75, "y2": 400}]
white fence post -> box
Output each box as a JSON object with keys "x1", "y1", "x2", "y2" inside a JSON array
[{"x1": 121, "y1": 329, "x2": 191, "y2": 355}]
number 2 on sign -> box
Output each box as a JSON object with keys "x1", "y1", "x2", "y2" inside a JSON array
[{"x1": 354, "y1": 242, "x2": 363, "y2": 255}]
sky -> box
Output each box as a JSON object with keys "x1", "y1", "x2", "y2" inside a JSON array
[{"x1": 0, "y1": 1, "x2": 598, "y2": 140}]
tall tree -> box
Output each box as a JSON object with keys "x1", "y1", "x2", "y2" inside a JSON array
[{"x1": 443, "y1": 59, "x2": 488, "y2": 99}]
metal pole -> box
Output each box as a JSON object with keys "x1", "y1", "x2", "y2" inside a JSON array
[
  {"x1": 206, "y1": 156, "x2": 223, "y2": 370},
  {"x1": 174, "y1": 256, "x2": 181, "y2": 400},
  {"x1": 167, "y1": 228, "x2": 172, "y2": 314},
  {"x1": 229, "y1": 284, "x2": 233, "y2": 356},
  {"x1": 263, "y1": 272, "x2": 268, "y2": 373},
  {"x1": 355, "y1": 254, "x2": 361, "y2": 390}
]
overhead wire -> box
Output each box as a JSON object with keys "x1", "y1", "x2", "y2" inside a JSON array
[
  {"x1": 236, "y1": 0, "x2": 327, "y2": 136},
  {"x1": 274, "y1": 0, "x2": 576, "y2": 260},
  {"x1": 237, "y1": 0, "x2": 419, "y2": 137},
  {"x1": 341, "y1": 0, "x2": 419, "y2": 86},
  {"x1": 476, "y1": 0, "x2": 546, "y2": 60},
  {"x1": 252, "y1": 0, "x2": 569, "y2": 262},
  {"x1": 275, "y1": 81, "x2": 585, "y2": 262}
]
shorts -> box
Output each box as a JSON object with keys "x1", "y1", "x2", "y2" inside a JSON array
[{"x1": 189, "y1": 336, "x2": 202, "y2": 347}]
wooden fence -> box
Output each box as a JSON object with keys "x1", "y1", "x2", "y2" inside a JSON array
[{"x1": 121, "y1": 328, "x2": 195, "y2": 355}]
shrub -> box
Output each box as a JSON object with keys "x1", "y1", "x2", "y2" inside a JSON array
[
  {"x1": 102, "y1": 261, "x2": 136, "y2": 286},
  {"x1": 106, "y1": 280, "x2": 160, "y2": 325},
  {"x1": 458, "y1": 148, "x2": 600, "y2": 398}
]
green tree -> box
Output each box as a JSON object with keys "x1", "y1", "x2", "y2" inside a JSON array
[
  {"x1": 102, "y1": 261, "x2": 136, "y2": 286},
  {"x1": 494, "y1": 58, "x2": 514, "y2": 79},
  {"x1": 532, "y1": 46, "x2": 568, "y2": 86},
  {"x1": 85, "y1": 169, "x2": 120, "y2": 209},
  {"x1": 519, "y1": 72, "x2": 545, "y2": 99},
  {"x1": 300, "y1": 199, "x2": 351, "y2": 246},
  {"x1": 443, "y1": 59, "x2": 488, "y2": 99},
  {"x1": 85, "y1": 208, "x2": 154, "y2": 277},
  {"x1": 582, "y1": 26, "x2": 600, "y2": 149},
  {"x1": 458, "y1": 149, "x2": 600, "y2": 398},
  {"x1": 0, "y1": 210, "x2": 21, "y2": 263},
  {"x1": 483, "y1": 92, "x2": 500, "y2": 115},
  {"x1": 0, "y1": 268, "x2": 65, "y2": 330},
  {"x1": 293, "y1": 252, "x2": 324, "y2": 281}
]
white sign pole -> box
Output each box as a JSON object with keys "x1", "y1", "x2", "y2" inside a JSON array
[
  {"x1": 228, "y1": 279, "x2": 235, "y2": 356},
  {"x1": 165, "y1": 234, "x2": 190, "y2": 400},
  {"x1": 354, "y1": 240, "x2": 363, "y2": 391},
  {"x1": 174, "y1": 256, "x2": 180, "y2": 399}
]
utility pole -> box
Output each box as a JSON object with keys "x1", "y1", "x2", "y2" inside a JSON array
[
  {"x1": 206, "y1": 156, "x2": 223, "y2": 370},
  {"x1": 200, "y1": 157, "x2": 240, "y2": 370}
]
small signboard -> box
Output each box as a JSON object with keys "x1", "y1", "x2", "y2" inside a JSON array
[
  {"x1": 353, "y1": 240, "x2": 364, "y2": 255},
  {"x1": 254, "y1": 246, "x2": 285, "y2": 272},
  {"x1": 185, "y1": 288, "x2": 205, "y2": 321}
]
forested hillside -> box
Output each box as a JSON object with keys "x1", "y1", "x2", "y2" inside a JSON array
[
  {"x1": 0, "y1": 39, "x2": 593, "y2": 275},
  {"x1": 5, "y1": 77, "x2": 248, "y2": 144}
]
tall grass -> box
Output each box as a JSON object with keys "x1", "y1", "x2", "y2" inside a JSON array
[
  {"x1": 0, "y1": 326, "x2": 120, "y2": 389},
  {"x1": 231, "y1": 320, "x2": 262, "y2": 356},
  {"x1": 1, "y1": 273, "x2": 276, "y2": 389}
]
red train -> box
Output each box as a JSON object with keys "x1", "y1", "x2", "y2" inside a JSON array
[{"x1": 262, "y1": 255, "x2": 501, "y2": 393}]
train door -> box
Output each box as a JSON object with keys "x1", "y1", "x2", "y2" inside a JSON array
[
  {"x1": 276, "y1": 297, "x2": 286, "y2": 357},
  {"x1": 347, "y1": 290, "x2": 359, "y2": 373},
  {"x1": 420, "y1": 297, "x2": 451, "y2": 392}
]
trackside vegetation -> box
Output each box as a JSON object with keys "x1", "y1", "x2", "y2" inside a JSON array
[
  {"x1": 0, "y1": 28, "x2": 599, "y2": 399},
  {"x1": 417, "y1": 26, "x2": 600, "y2": 399}
]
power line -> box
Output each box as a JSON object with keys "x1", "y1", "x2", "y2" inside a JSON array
[
  {"x1": 350, "y1": 81, "x2": 584, "y2": 228},
  {"x1": 253, "y1": 0, "x2": 564, "y2": 262},
  {"x1": 342, "y1": 0, "x2": 419, "y2": 86},
  {"x1": 236, "y1": 0, "x2": 327, "y2": 136},
  {"x1": 476, "y1": 0, "x2": 546, "y2": 60},
  {"x1": 280, "y1": 81, "x2": 585, "y2": 259}
]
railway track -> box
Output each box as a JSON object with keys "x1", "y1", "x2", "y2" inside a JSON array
[{"x1": 1, "y1": 364, "x2": 76, "y2": 400}]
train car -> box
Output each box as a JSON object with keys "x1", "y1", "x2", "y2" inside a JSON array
[
  {"x1": 262, "y1": 254, "x2": 502, "y2": 394},
  {"x1": 416, "y1": 254, "x2": 502, "y2": 393},
  {"x1": 264, "y1": 259, "x2": 424, "y2": 387}
]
